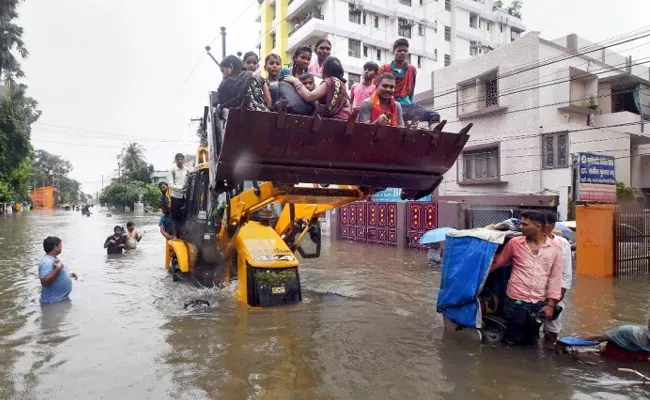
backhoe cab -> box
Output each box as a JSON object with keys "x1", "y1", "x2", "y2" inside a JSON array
[{"x1": 165, "y1": 95, "x2": 472, "y2": 307}]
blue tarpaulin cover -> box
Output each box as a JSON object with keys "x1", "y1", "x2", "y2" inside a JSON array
[{"x1": 436, "y1": 232, "x2": 503, "y2": 328}]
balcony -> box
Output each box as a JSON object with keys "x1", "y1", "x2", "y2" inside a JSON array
[
  {"x1": 287, "y1": 15, "x2": 330, "y2": 51},
  {"x1": 288, "y1": 0, "x2": 323, "y2": 20},
  {"x1": 288, "y1": 13, "x2": 324, "y2": 37},
  {"x1": 557, "y1": 67, "x2": 599, "y2": 115},
  {"x1": 595, "y1": 111, "x2": 650, "y2": 140}
]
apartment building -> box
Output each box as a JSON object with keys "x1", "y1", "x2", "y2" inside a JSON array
[
  {"x1": 256, "y1": 0, "x2": 525, "y2": 93},
  {"x1": 415, "y1": 32, "x2": 650, "y2": 220}
]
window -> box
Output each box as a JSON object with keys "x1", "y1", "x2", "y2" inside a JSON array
[
  {"x1": 398, "y1": 18, "x2": 412, "y2": 38},
  {"x1": 434, "y1": 49, "x2": 438, "y2": 61},
  {"x1": 462, "y1": 147, "x2": 500, "y2": 181},
  {"x1": 444, "y1": 54, "x2": 451, "y2": 66},
  {"x1": 272, "y1": 5, "x2": 276, "y2": 20},
  {"x1": 271, "y1": 33, "x2": 276, "y2": 49},
  {"x1": 376, "y1": 49, "x2": 382, "y2": 61},
  {"x1": 420, "y1": 0, "x2": 424, "y2": 4},
  {"x1": 444, "y1": 26, "x2": 451, "y2": 41},
  {"x1": 469, "y1": 13, "x2": 478, "y2": 28},
  {"x1": 417, "y1": 55, "x2": 423, "y2": 68},
  {"x1": 348, "y1": 39, "x2": 361, "y2": 58},
  {"x1": 348, "y1": 73, "x2": 361, "y2": 89},
  {"x1": 349, "y1": 4, "x2": 361, "y2": 24},
  {"x1": 457, "y1": 69, "x2": 499, "y2": 116},
  {"x1": 445, "y1": 0, "x2": 451, "y2": 11},
  {"x1": 486, "y1": 21, "x2": 492, "y2": 31},
  {"x1": 418, "y1": 24, "x2": 425, "y2": 36},
  {"x1": 363, "y1": 45, "x2": 368, "y2": 58},
  {"x1": 362, "y1": 11, "x2": 367, "y2": 25},
  {"x1": 398, "y1": 0, "x2": 412, "y2": 5},
  {"x1": 470, "y1": 41, "x2": 478, "y2": 56},
  {"x1": 374, "y1": 15, "x2": 379, "y2": 28},
  {"x1": 542, "y1": 132, "x2": 569, "y2": 169},
  {"x1": 500, "y1": 23, "x2": 504, "y2": 33}
]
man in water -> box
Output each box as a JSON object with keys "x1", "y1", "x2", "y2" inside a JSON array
[
  {"x1": 167, "y1": 153, "x2": 188, "y2": 238},
  {"x1": 104, "y1": 225, "x2": 126, "y2": 254},
  {"x1": 39, "y1": 236, "x2": 78, "y2": 304},
  {"x1": 124, "y1": 221, "x2": 143, "y2": 249},
  {"x1": 376, "y1": 39, "x2": 440, "y2": 130},
  {"x1": 491, "y1": 210, "x2": 563, "y2": 345},
  {"x1": 542, "y1": 211, "x2": 573, "y2": 343},
  {"x1": 582, "y1": 319, "x2": 650, "y2": 360},
  {"x1": 358, "y1": 73, "x2": 405, "y2": 127}
]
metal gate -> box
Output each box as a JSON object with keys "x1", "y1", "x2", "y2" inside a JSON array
[
  {"x1": 339, "y1": 202, "x2": 398, "y2": 246},
  {"x1": 614, "y1": 210, "x2": 650, "y2": 276},
  {"x1": 407, "y1": 201, "x2": 438, "y2": 250},
  {"x1": 466, "y1": 209, "x2": 514, "y2": 228}
]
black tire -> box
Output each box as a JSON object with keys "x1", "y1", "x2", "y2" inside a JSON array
[{"x1": 170, "y1": 255, "x2": 180, "y2": 282}]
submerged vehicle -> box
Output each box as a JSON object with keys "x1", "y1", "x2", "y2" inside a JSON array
[{"x1": 165, "y1": 94, "x2": 473, "y2": 307}]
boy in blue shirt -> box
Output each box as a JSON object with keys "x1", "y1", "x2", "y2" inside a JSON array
[{"x1": 39, "y1": 236, "x2": 78, "y2": 304}]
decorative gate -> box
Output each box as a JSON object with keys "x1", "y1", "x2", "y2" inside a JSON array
[
  {"x1": 339, "y1": 202, "x2": 397, "y2": 246},
  {"x1": 407, "y1": 201, "x2": 438, "y2": 250}
]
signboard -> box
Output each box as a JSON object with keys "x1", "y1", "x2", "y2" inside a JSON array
[
  {"x1": 575, "y1": 152, "x2": 616, "y2": 203},
  {"x1": 371, "y1": 188, "x2": 432, "y2": 202}
]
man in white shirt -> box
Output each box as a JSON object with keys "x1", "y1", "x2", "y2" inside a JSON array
[
  {"x1": 167, "y1": 153, "x2": 188, "y2": 237},
  {"x1": 542, "y1": 211, "x2": 573, "y2": 343}
]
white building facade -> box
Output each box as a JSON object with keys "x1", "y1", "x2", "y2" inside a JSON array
[
  {"x1": 257, "y1": 0, "x2": 525, "y2": 93},
  {"x1": 415, "y1": 32, "x2": 650, "y2": 219}
]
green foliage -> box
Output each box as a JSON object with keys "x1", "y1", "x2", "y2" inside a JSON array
[
  {"x1": 100, "y1": 180, "x2": 160, "y2": 210},
  {"x1": 255, "y1": 270, "x2": 297, "y2": 288},
  {"x1": 616, "y1": 181, "x2": 635, "y2": 202},
  {"x1": 506, "y1": 0, "x2": 523, "y2": 18},
  {"x1": 493, "y1": 0, "x2": 504, "y2": 10},
  {"x1": 0, "y1": 1, "x2": 41, "y2": 203},
  {"x1": 118, "y1": 142, "x2": 152, "y2": 183},
  {"x1": 30, "y1": 149, "x2": 80, "y2": 204}
]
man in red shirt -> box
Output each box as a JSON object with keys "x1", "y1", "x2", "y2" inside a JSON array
[
  {"x1": 492, "y1": 211, "x2": 563, "y2": 345},
  {"x1": 377, "y1": 39, "x2": 441, "y2": 130}
]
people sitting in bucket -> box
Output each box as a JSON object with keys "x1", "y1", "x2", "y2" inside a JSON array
[
  {"x1": 283, "y1": 56, "x2": 351, "y2": 120},
  {"x1": 308, "y1": 39, "x2": 332, "y2": 78},
  {"x1": 39, "y1": 236, "x2": 78, "y2": 304},
  {"x1": 542, "y1": 211, "x2": 573, "y2": 343},
  {"x1": 358, "y1": 73, "x2": 405, "y2": 127},
  {"x1": 124, "y1": 221, "x2": 143, "y2": 250},
  {"x1": 580, "y1": 318, "x2": 650, "y2": 361},
  {"x1": 377, "y1": 39, "x2": 441, "y2": 130},
  {"x1": 491, "y1": 210, "x2": 563, "y2": 345},
  {"x1": 218, "y1": 55, "x2": 272, "y2": 111},
  {"x1": 104, "y1": 225, "x2": 126, "y2": 254},
  {"x1": 350, "y1": 61, "x2": 378, "y2": 111},
  {"x1": 278, "y1": 45, "x2": 313, "y2": 80}
]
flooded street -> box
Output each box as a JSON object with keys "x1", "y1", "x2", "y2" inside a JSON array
[{"x1": 0, "y1": 210, "x2": 649, "y2": 399}]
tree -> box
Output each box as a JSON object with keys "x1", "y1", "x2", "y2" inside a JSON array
[
  {"x1": 30, "y1": 149, "x2": 81, "y2": 204},
  {"x1": 0, "y1": 0, "x2": 27, "y2": 79},
  {"x1": 616, "y1": 181, "x2": 635, "y2": 203},
  {"x1": 118, "y1": 142, "x2": 152, "y2": 183},
  {"x1": 506, "y1": 0, "x2": 523, "y2": 18},
  {"x1": 493, "y1": 0, "x2": 504, "y2": 11},
  {"x1": 100, "y1": 180, "x2": 160, "y2": 210},
  {"x1": 31, "y1": 149, "x2": 72, "y2": 187}
]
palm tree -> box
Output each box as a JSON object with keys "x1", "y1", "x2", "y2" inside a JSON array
[{"x1": 118, "y1": 142, "x2": 150, "y2": 182}]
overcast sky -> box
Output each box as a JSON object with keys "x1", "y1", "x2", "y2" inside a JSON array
[{"x1": 17, "y1": 0, "x2": 650, "y2": 194}]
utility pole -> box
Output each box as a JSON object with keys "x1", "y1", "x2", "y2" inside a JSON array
[{"x1": 220, "y1": 26, "x2": 227, "y2": 59}]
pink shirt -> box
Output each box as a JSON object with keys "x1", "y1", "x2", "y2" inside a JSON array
[
  {"x1": 492, "y1": 236, "x2": 563, "y2": 302},
  {"x1": 308, "y1": 58, "x2": 323, "y2": 75},
  {"x1": 350, "y1": 83, "x2": 376, "y2": 110}
]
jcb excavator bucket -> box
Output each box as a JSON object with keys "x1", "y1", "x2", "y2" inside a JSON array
[{"x1": 214, "y1": 106, "x2": 471, "y2": 194}]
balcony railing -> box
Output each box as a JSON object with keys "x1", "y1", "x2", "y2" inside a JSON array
[{"x1": 288, "y1": 13, "x2": 324, "y2": 37}]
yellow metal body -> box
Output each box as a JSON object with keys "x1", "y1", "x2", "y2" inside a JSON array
[
  {"x1": 232, "y1": 221, "x2": 299, "y2": 303},
  {"x1": 166, "y1": 239, "x2": 191, "y2": 273}
]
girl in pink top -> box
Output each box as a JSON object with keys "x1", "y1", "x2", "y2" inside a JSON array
[
  {"x1": 350, "y1": 61, "x2": 379, "y2": 110},
  {"x1": 307, "y1": 39, "x2": 332, "y2": 77}
]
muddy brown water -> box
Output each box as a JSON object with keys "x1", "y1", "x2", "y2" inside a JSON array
[{"x1": 0, "y1": 210, "x2": 648, "y2": 399}]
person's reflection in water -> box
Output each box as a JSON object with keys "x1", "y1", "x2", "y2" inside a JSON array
[{"x1": 40, "y1": 300, "x2": 73, "y2": 336}]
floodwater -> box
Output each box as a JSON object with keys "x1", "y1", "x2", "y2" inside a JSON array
[{"x1": 0, "y1": 210, "x2": 649, "y2": 400}]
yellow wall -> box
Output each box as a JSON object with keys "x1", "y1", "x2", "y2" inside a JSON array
[
  {"x1": 575, "y1": 204, "x2": 616, "y2": 276},
  {"x1": 260, "y1": 0, "x2": 291, "y2": 71}
]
